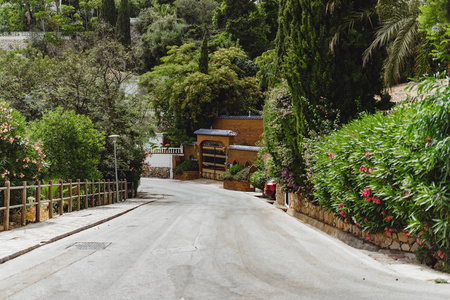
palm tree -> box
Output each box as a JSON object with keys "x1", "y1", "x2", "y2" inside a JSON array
[{"x1": 329, "y1": 0, "x2": 429, "y2": 86}]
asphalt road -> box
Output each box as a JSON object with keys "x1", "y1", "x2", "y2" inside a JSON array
[{"x1": 0, "y1": 178, "x2": 449, "y2": 299}]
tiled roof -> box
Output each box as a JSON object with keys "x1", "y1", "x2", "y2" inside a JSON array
[
  {"x1": 217, "y1": 115, "x2": 263, "y2": 120},
  {"x1": 194, "y1": 129, "x2": 237, "y2": 137},
  {"x1": 228, "y1": 145, "x2": 261, "y2": 152}
]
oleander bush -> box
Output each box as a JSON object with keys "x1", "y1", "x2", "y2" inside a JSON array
[{"x1": 311, "y1": 78, "x2": 450, "y2": 270}]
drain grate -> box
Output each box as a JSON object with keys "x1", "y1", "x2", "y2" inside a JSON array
[{"x1": 68, "y1": 242, "x2": 111, "y2": 251}]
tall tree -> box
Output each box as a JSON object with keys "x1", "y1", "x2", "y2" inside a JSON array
[
  {"x1": 214, "y1": 0, "x2": 270, "y2": 58},
  {"x1": 277, "y1": 0, "x2": 387, "y2": 124},
  {"x1": 101, "y1": 0, "x2": 117, "y2": 27},
  {"x1": 117, "y1": 0, "x2": 131, "y2": 46},
  {"x1": 199, "y1": 31, "x2": 209, "y2": 74}
]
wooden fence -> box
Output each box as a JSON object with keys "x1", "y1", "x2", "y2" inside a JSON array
[{"x1": 0, "y1": 179, "x2": 131, "y2": 232}]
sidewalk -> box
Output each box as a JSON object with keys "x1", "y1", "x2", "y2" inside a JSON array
[{"x1": 0, "y1": 199, "x2": 153, "y2": 264}]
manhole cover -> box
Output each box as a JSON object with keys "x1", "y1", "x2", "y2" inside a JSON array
[{"x1": 68, "y1": 242, "x2": 111, "y2": 250}]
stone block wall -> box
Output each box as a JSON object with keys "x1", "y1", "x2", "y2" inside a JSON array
[
  {"x1": 223, "y1": 180, "x2": 255, "y2": 192},
  {"x1": 276, "y1": 185, "x2": 419, "y2": 252},
  {"x1": 142, "y1": 167, "x2": 170, "y2": 178}
]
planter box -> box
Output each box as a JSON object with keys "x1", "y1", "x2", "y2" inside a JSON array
[
  {"x1": 173, "y1": 171, "x2": 200, "y2": 180},
  {"x1": 223, "y1": 179, "x2": 255, "y2": 192}
]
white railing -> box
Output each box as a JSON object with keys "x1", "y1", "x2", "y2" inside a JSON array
[{"x1": 150, "y1": 147, "x2": 183, "y2": 154}]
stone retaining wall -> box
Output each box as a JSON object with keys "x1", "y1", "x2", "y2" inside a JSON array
[
  {"x1": 0, "y1": 39, "x2": 28, "y2": 50},
  {"x1": 142, "y1": 167, "x2": 170, "y2": 179},
  {"x1": 223, "y1": 180, "x2": 255, "y2": 192},
  {"x1": 276, "y1": 186, "x2": 419, "y2": 252}
]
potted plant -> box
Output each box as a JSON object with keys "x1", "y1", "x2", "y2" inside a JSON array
[
  {"x1": 173, "y1": 160, "x2": 199, "y2": 180},
  {"x1": 221, "y1": 164, "x2": 254, "y2": 192}
]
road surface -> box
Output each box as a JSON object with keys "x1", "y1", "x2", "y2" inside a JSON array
[{"x1": 0, "y1": 178, "x2": 449, "y2": 299}]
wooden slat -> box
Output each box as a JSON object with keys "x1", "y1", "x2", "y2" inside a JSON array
[{"x1": 202, "y1": 153, "x2": 226, "y2": 158}]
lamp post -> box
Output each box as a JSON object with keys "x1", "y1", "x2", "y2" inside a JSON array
[{"x1": 108, "y1": 135, "x2": 120, "y2": 203}]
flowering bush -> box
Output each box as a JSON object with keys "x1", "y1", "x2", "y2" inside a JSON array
[
  {"x1": 0, "y1": 101, "x2": 45, "y2": 205},
  {"x1": 311, "y1": 78, "x2": 450, "y2": 271},
  {"x1": 262, "y1": 82, "x2": 306, "y2": 192}
]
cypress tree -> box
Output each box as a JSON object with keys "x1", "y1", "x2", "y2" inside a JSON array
[
  {"x1": 277, "y1": 0, "x2": 386, "y2": 124},
  {"x1": 101, "y1": 0, "x2": 117, "y2": 27},
  {"x1": 273, "y1": 0, "x2": 387, "y2": 188},
  {"x1": 117, "y1": 0, "x2": 131, "y2": 46},
  {"x1": 199, "y1": 31, "x2": 209, "y2": 74}
]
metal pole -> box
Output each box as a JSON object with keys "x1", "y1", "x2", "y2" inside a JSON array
[{"x1": 114, "y1": 141, "x2": 119, "y2": 203}]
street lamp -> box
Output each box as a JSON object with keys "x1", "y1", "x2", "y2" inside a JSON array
[{"x1": 108, "y1": 135, "x2": 120, "y2": 203}]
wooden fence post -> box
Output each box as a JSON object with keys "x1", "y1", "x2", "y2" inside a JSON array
[
  {"x1": 59, "y1": 180, "x2": 63, "y2": 215},
  {"x1": 91, "y1": 180, "x2": 94, "y2": 207},
  {"x1": 107, "y1": 180, "x2": 111, "y2": 204},
  {"x1": 84, "y1": 180, "x2": 88, "y2": 209},
  {"x1": 97, "y1": 180, "x2": 100, "y2": 206},
  {"x1": 68, "y1": 179, "x2": 72, "y2": 213},
  {"x1": 125, "y1": 179, "x2": 128, "y2": 200},
  {"x1": 36, "y1": 181, "x2": 41, "y2": 222},
  {"x1": 21, "y1": 181, "x2": 27, "y2": 226},
  {"x1": 103, "y1": 180, "x2": 106, "y2": 205},
  {"x1": 76, "y1": 179, "x2": 81, "y2": 211},
  {"x1": 49, "y1": 180, "x2": 53, "y2": 219},
  {"x1": 4, "y1": 181, "x2": 10, "y2": 231}
]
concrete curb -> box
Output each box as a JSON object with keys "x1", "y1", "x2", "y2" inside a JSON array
[{"x1": 0, "y1": 200, "x2": 153, "y2": 264}]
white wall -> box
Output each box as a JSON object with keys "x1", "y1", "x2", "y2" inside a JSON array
[{"x1": 145, "y1": 153, "x2": 183, "y2": 179}]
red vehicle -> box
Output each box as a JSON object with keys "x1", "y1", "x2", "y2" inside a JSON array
[{"x1": 264, "y1": 179, "x2": 276, "y2": 199}]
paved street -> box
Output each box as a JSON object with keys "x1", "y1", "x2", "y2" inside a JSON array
[{"x1": 0, "y1": 178, "x2": 449, "y2": 299}]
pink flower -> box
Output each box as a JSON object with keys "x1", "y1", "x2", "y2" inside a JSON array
[
  {"x1": 364, "y1": 218, "x2": 368, "y2": 222},
  {"x1": 366, "y1": 197, "x2": 371, "y2": 202},
  {"x1": 339, "y1": 203, "x2": 343, "y2": 208},
  {"x1": 9, "y1": 137, "x2": 13, "y2": 144},
  {"x1": 329, "y1": 153, "x2": 333, "y2": 159},
  {"x1": 365, "y1": 152, "x2": 370, "y2": 157},
  {"x1": 365, "y1": 234, "x2": 371, "y2": 240},
  {"x1": 381, "y1": 211, "x2": 385, "y2": 215},
  {"x1": 418, "y1": 239, "x2": 422, "y2": 245},
  {"x1": 368, "y1": 168, "x2": 373, "y2": 174},
  {"x1": 438, "y1": 252, "x2": 444, "y2": 259},
  {"x1": 359, "y1": 166, "x2": 366, "y2": 172},
  {"x1": 362, "y1": 188, "x2": 370, "y2": 197}
]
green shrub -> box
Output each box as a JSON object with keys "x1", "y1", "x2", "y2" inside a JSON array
[
  {"x1": 310, "y1": 78, "x2": 450, "y2": 270},
  {"x1": 250, "y1": 170, "x2": 270, "y2": 190},
  {"x1": 29, "y1": 108, "x2": 105, "y2": 181},
  {"x1": 173, "y1": 160, "x2": 199, "y2": 175},
  {"x1": 220, "y1": 167, "x2": 250, "y2": 181},
  {"x1": 229, "y1": 164, "x2": 243, "y2": 175}
]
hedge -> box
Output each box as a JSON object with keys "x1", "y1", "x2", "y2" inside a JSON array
[{"x1": 310, "y1": 79, "x2": 450, "y2": 271}]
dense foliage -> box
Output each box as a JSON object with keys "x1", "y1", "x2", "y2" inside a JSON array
[
  {"x1": 0, "y1": 39, "x2": 154, "y2": 190},
  {"x1": 117, "y1": 0, "x2": 131, "y2": 46},
  {"x1": 311, "y1": 78, "x2": 450, "y2": 271},
  {"x1": 29, "y1": 109, "x2": 105, "y2": 181},
  {"x1": 140, "y1": 44, "x2": 262, "y2": 143}
]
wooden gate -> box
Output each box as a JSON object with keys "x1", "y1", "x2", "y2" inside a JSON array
[{"x1": 201, "y1": 141, "x2": 226, "y2": 180}]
